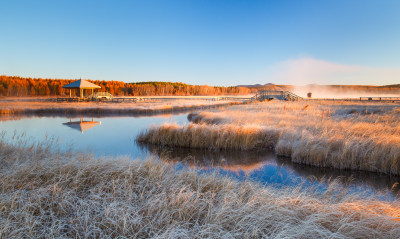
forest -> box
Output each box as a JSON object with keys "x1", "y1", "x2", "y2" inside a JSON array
[
  {"x1": 2, "y1": 75, "x2": 398, "y2": 98},
  {"x1": 0, "y1": 76, "x2": 252, "y2": 97}
]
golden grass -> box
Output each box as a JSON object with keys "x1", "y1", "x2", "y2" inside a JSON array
[
  {"x1": 0, "y1": 99, "x2": 244, "y2": 117},
  {"x1": 137, "y1": 123, "x2": 278, "y2": 150},
  {"x1": 1, "y1": 137, "x2": 400, "y2": 238},
  {"x1": 138, "y1": 101, "x2": 400, "y2": 175}
]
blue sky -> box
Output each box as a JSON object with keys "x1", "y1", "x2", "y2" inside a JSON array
[{"x1": 1, "y1": 0, "x2": 399, "y2": 85}]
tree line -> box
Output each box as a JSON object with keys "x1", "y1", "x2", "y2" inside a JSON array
[{"x1": 0, "y1": 76, "x2": 251, "y2": 97}]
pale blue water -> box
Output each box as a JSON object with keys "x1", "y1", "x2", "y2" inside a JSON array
[
  {"x1": 0, "y1": 114, "x2": 187, "y2": 158},
  {"x1": 0, "y1": 114, "x2": 399, "y2": 201}
]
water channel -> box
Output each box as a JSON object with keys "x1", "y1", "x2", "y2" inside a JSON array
[{"x1": 0, "y1": 113, "x2": 399, "y2": 201}]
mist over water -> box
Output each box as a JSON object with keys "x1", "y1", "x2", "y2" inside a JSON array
[{"x1": 292, "y1": 85, "x2": 400, "y2": 99}]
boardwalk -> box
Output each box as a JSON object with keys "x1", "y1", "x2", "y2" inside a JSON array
[{"x1": 250, "y1": 90, "x2": 303, "y2": 102}]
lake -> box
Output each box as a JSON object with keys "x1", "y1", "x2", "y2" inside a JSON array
[{"x1": 0, "y1": 113, "x2": 399, "y2": 201}]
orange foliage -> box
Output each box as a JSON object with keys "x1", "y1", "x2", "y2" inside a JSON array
[{"x1": 0, "y1": 75, "x2": 251, "y2": 97}]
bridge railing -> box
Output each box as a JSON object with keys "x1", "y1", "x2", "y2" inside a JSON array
[
  {"x1": 88, "y1": 92, "x2": 113, "y2": 99},
  {"x1": 284, "y1": 91, "x2": 303, "y2": 100},
  {"x1": 359, "y1": 97, "x2": 400, "y2": 101},
  {"x1": 253, "y1": 90, "x2": 302, "y2": 101},
  {"x1": 258, "y1": 90, "x2": 285, "y2": 96}
]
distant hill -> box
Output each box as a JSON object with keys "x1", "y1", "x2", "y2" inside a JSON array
[
  {"x1": 237, "y1": 83, "x2": 276, "y2": 88},
  {"x1": 236, "y1": 83, "x2": 263, "y2": 88},
  {"x1": 237, "y1": 83, "x2": 290, "y2": 91},
  {"x1": 380, "y1": 84, "x2": 400, "y2": 88}
]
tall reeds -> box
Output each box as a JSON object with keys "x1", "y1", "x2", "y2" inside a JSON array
[
  {"x1": 137, "y1": 123, "x2": 279, "y2": 150},
  {"x1": 1, "y1": 137, "x2": 400, "y2": 238},
  {"x1": 139, "y1": 101, "x2": 400, "y2": 175}
]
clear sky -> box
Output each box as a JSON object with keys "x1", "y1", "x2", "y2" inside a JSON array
[{"x1": 1, "y1": 0, "x2": 399, "y2": 86}]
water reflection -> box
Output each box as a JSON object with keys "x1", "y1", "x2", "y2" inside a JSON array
[
  {"x1": 63, "y1": 118, "x2": 101, "y2": 134},
  {"x1": 0, "y1": 114, "x2": 399, "y2": 200},
  {"x1": 283, "y1": 160, "x2": 400, "y2": 196},
  {"x1": 140, "y1": 143, "x2": 273, "y2": 175},
  {"x1": 140, "y1": 143, "x2": 400, "y2": 198}
]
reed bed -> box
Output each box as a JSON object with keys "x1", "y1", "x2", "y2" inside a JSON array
[
  {"x1": 139, "y1": 101, "x2": 400, "y2": 175},
  {"x1": 1, "y1": 137, "x2": 400, "y2": 238},
  {"x1": 137, "y1": 123, "x2": 279, "y2": 150}
]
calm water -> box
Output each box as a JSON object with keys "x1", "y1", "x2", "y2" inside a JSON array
[{"x1": 0, "y1": 113, "x2": 399, "y2": 200}]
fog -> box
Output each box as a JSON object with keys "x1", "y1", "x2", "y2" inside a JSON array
[{"x1": 291, "y1": 85, "x2": 400, "y2": 99}]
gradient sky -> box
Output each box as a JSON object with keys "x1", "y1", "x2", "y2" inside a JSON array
[{"x1": 1, "y1": 0, "x2": 399, "y2": 86}]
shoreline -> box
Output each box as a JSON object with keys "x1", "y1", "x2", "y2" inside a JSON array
[
  {"x1": 0, "y1": 100, "x2": 245, "y2": 117},
  {"x1": 0, "y1": 138, "x2": 399, "y2": 238},
  {"x1": 137, "y1": 101, "x2": 400, "y2": 176}
]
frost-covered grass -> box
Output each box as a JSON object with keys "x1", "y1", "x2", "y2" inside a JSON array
[
  {"x1": 138, "y1": 101, "x2": 400, "y2": 175},
  {"x1": 1, "y1": 136, "x2": 400, "y2": 238},
  {"x1": 0, "y1": 135, "x2": 400, "y2": 238},
  {"x1": 0, "y1": 99, "x2": 243, "y2": 117}
]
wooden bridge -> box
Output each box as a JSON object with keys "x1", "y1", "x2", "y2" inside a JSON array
[{"x1": 250, "y1": 90, "x2": 303, "y2": 102}]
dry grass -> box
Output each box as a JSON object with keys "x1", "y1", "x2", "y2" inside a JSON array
[
  {"x1": 0, "y1": 99, "x2": 244, "y2": 117},
  {"x1": 137, "y1": 123, "x2": 278, "y2": 150},
  {"x1": 138, "y1": 101, "x2": 400, "y2": 175},
  {"x1": 1, "y1": 137, "x2": 400, "y2": 238}
]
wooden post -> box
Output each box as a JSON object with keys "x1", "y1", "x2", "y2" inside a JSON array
[
  {"x1": 69, "y1": 89, "x2": 71, "y2": 98},
  {"x1": 80, "y1": 89, "x2": 83, "y2": 98}
]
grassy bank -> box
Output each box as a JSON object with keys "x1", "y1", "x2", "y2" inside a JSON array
[
  {"x1": 0, "y1": 138, "x2": 400, "y2": 238},
  {"x1": 0, "y1": 99, "x2": 244, "y2": 117},
  {"x1": 138, "y1": 101, "x2": 400, "y2": 175},
  {"x1": 137, "y1": 123, "x2": 278, "y2": 150}
]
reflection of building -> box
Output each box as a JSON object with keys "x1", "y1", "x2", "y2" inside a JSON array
[{"x1": 63, "y1": 118, "x2": 101, "y2": 134}]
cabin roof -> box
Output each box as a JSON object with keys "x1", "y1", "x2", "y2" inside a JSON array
[{"x1": 62, "y1": 79, "x2": 101, "y2": 89}]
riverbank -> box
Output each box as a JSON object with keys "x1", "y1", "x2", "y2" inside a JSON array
[
  {"x1": 0, "y1": 137, "x2": 399, "y2": 238},
  {"x1": 138, "y1": 100, "x2": 400, "y2": 175},
  {"x1": 0, "y1": 98, "x2": 245, "y2": 117}
]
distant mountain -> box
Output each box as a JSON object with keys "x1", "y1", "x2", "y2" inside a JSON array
[
  {"x1": 237, "y1": 83, "x2": 263, "y2": 88},
  {"x1": 237, "y1": 83, "x2": 289, "y2": 91},
  {"x1": 237, "y1": 83, "x2": 279, "y2": 88},
  {"x1": 380, "y1": 84, "x2": 400, "y2": 88}
]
